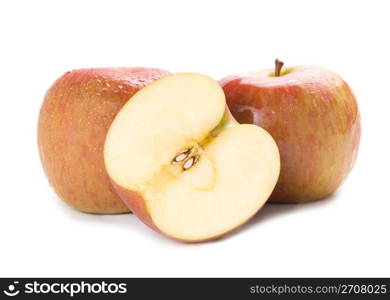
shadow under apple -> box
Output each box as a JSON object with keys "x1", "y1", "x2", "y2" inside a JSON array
[
  {"x1": 214, "y1": 192, "x2": 339, "y2": 243},
  {"x1": 53, "y1": 191, "x2": 338, "y2": 245},
  {"x1": 54, "y1": 194, "x2": 171, "y2": 243}
]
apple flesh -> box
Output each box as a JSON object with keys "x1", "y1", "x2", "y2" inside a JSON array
[
  {"x1": 104, "y1": 73, "x2": 280, "y2": 242},
  {"x1": 220, "y1": 65, "x2": 361, "y2": 203},
  {"x1": 38, "y1": 67, "x2": 170, "y2": 213}
]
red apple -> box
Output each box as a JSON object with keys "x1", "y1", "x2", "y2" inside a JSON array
[
  {"x1": 104, "y1": 73, "x2": 280, "y2": 241},
  {"x1": 220, "y1": 60, "x2": 361, "y2": 203},
  {"x1": 38, "y1": 67, "x2": 170, "y2": 213}
]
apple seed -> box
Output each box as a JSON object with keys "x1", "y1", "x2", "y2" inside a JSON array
[
  {"x1": 173, "y1": 150, "x2": 190, "y2": 163},
  {"x1": 183, "y1": 157, "x2": 195, "y2": 170},
  {"x1": 172, "y1": 146, "x2": 201, "y2": 170}
]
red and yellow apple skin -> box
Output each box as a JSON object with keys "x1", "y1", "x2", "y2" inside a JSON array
[
  {"x1": 110, "y1": 181, "x2": 159, "y2": 232},
  {"x1": 38, "y1": 67, "x2": 170, "y2": 213},
  {"x1": 220, "y1": 66, "x2": 361, "y2": 203}
]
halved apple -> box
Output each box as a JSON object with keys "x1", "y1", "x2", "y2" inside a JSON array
[{"x1": 104, "y1": 73, "x2": 280, "y2": 242}]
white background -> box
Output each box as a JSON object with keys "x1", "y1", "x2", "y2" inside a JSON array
[{"x1": 0, "y1": 0, "x2": 389, "y2": 277}]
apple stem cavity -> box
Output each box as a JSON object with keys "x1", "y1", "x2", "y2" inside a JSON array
[{"x1": 275, "y1": 59, "x2": 284, "y2": 77}]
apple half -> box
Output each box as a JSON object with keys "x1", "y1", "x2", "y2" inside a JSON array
[{"x1": 104, "y1": 73, "x2": 280, "y2": 242}]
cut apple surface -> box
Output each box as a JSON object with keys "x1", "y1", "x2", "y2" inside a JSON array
[{"x1": 104, "y1": 73, "x2": 280, "y2": 242}]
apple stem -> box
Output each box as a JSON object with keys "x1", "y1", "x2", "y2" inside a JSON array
[{"x1": 275, "y1": 59, "x2": 284, "y2": 77}]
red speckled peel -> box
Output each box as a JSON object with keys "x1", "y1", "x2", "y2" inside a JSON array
[
  {"x1": 38, "y1": 67, "x2": 170, "y2": 213},
  {"x1": 221, "y1": 66, "x2": 361, "y2": 203},
  {"x1": 110, "y1": 180, "x2": 158, "y2": 231}
]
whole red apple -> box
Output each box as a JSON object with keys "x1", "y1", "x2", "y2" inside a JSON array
[
  {"x1": 38, "y1": 67, "x2": 170, "y2": 213},
  {"x1": 220, "y1": 60, "x2": 361, "y2": 203}
]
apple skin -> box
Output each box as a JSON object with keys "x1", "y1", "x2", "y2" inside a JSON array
[
  {"x1": 220, "y1": 66, "x2": 361, "y2": 203},
  {"x1": 109, "y1": 111, "x2": 255, "y2": 242},
  {"x1": 38, "y1": 67, "x2": 170, "y2": 213}
]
